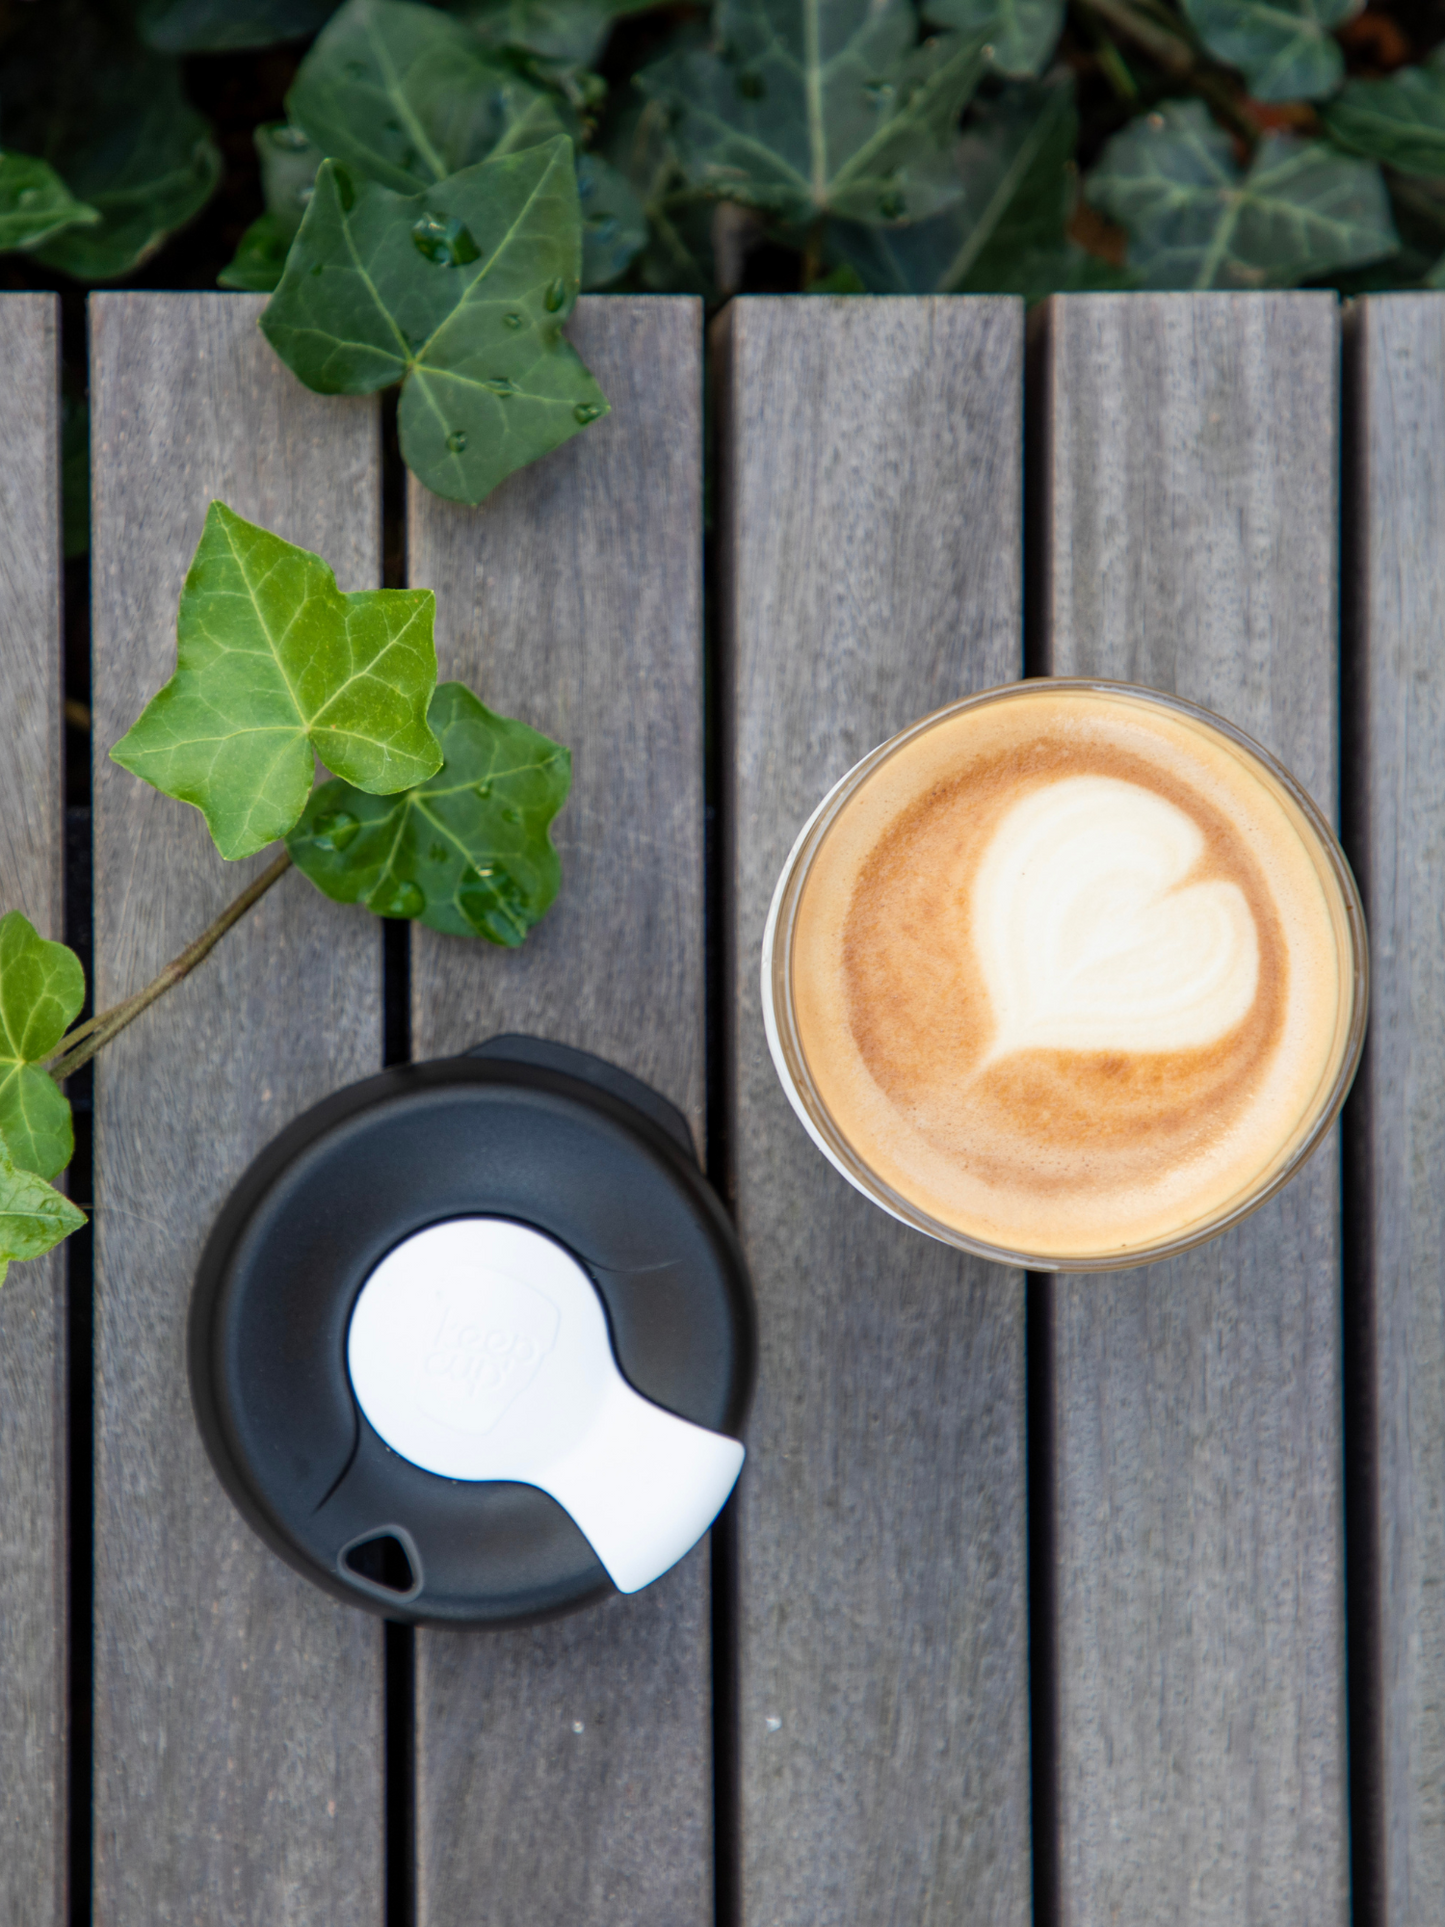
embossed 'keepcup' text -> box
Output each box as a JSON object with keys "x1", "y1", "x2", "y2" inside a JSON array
[{"x1": 417, "y1": 1275, "x2": 560, "y2": 1435}]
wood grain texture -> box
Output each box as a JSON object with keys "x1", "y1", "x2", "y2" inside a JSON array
[
  {"x1": 718, "y1": 296, "x2": 1031, "y2": 1927},
  {"x1": 1035, "y1": 292, "x2": 1348, "y2": 1925},
  {"x1": 90, "y1": 294, "x2": 384, "y2": 1926},
  {"x1": 407, "y1": 297, "x2": 711, "y2": 1927},
  {"x1": 1345, "y1": 294, "x2": 1445, "y2": 1923},
  {"x1": 0, "y1": 294, "x2": 67, "y2": 1925}
]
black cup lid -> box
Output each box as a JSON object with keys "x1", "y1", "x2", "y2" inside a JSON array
[{"x1": 189, "y1": 1036, "x2": 755, "y2": 1626}]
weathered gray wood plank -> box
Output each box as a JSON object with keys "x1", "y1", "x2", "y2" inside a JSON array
[
  {"x1": 0, "y1": 293, "x2": 67, "y2": 1926},
  {"x1": 408, "y1": 296, "x2": 711, "y2": 1927},
  {"x1": 90, "y1": 294, "x2": 384, "y2": 1925},
  {"x1": 1035, "y1": 291, "x2": 1348, "y2": 1924},
  {"x1": 718, "y1": 296, "x2": 1031, "y2": 1927},
  {"x1": 1345, "y1": 292, "x2": 1445, "y2": 1924}
]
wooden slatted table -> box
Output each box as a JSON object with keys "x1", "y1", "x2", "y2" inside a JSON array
[{"x1": 0, "y1": 286, "x2": 1440, "y2": 1925}]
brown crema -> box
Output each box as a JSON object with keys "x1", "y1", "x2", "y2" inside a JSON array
[{"x1": 786, "y1": 685, "x2": 1357, "y2": 1262}]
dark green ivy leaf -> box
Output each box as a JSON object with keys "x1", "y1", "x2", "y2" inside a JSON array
[
  {"x1": 1086, "y1": 98, "x2": 1396, "y2": 288},
  {"x1": 1322, "y1": 51, "x2": 1445, "y2": 177},
  {"x1": 922, "y1": 0, "x2": 1064, "y2": 79},
  {"x1": 0, "y1": 1140, "x2": 86, "y2": 1290},
  {"x1": 1181, "y1": 0, "x2": 1359, "y2": 105},
  {"x1": 577, "y1": 150, "x2": 648, "y2": 285},
  {"x1": 28, "y1": 56, "x2": 222, "y2": 281},
  {"x1": 0, "y1": 152, "x2": 100, "y2": 254},
  {"x1": 218, "y1": 212, "x2": 297, "y2": 292},
  {"x1": 139, "y1": 0, "x2": 341, "y2": 51},
  {"x1": 604, "y1": 96, "x2": 719, "y2": 298},
  {"x1": 112, "y1": 502, "x2": 442, "y2": 860},
  {"x1": 831, "y1": 75, "x2": 1122, "y2": 294},
  {"x1": 459, "y1": 0, "x2": 661, "y2": 69},
  {"x1": 255, "y1": 120, "x2": 327, "y2": 237},
  {"x1": 0, "y1": 913, "x2": 84, "y2": 1182},
  {"x1": 287, "y1": 0, "x2": 568, "y2": 193},
  {"x1": 288, "y1": 681, "x2": 570, "y2": 944},
  {"x1": 14, "y1": 53, "x2": 221, "y2": 282},
  {"x1": 261, "y1": 141, "x2": 608, "y2": 507},
  {"x1": 637, "y1": 0, "x2": 991, "y2": 227},
  {"x1": 218, "y1": 122, "x2": 326, "y2": 292}
]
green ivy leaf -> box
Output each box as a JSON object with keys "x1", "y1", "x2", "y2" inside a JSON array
[
  {"x1": 218, "y1": 212, "x2": 296, "y2": 292},
  {"x1": 287, "y1": 0, "x2": 569, "y2": 193},
  {"x1": 1181, "y1": 0, "x2": 1359, "y2": 104},
  {"x1": 0, "y1": 1139, "x2": 86, "y2": 1290},
  {"x1": 260, "y1": 142, "x2": 608, "y2": 507},
  {"x1": 1086, "y1": 99, "x2": 1396, "y2": 288},
  {"x1": 921, "y1": 0, "x2": 1064, "y2": 79},
  {"x1": 288, "y1": 681, "x2": 570, "y2": 944},
  {"x1": 604, "y1": 98, "x2": 719, "y2": 298},
  {"x1": 637, "y1": 0, "x2": 991, "y2": 227},
  {"x1": 460, "y1": 0, "x2": 660, "y2": 69},
  {"x1": 577, "y1": 151, "x2": 648, "y2": 285},
  {"x1": 0, "y1": 152, "x2": 100, "y2": 254},
  {"x1": 1322, "y1": 51, "x2": 1445, "y2": 177},
  {"x1": 139, "y1": 0, "x2": 341, "y2": 51},
  {"x1": 218, "y1": 122, "x2": 327, "y2": 291},
  {"x1": 29, "y1": 57, "x2": 222, "y2": 280},
  {"x1": 0, "y1": 914, "x2": 84, "y2": 1182},
  {"x1": 111, "y1": 502, "x2": 442, "y2": 861},
  {"x1": 831, "y1": 76, "x2": 1118, "y2": 293},
  {"x1": 256, "y1": 121, "x2": 327, "y2": 238}
]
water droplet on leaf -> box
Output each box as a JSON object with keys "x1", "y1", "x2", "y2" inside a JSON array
[
  {"x1": 427, "y1": 843, "x2": 447, "y2": 864},
  {"x1": 446, "y1": 429, "x2": 467, "y2": 453},
  {"x1": 312, "y1": 809, "x2": 360, "y2": 853},
  {"x1": 17, "y1": 186, "x2": 41, "y2": 207},
  {"x1": 545, "y1": 277, "x2": 567, "y2": 312},
  {"x1": 474, "y1": 781, "x2": 492, "y2": 799},
  {"x1": 373, "y1": 879, "x2": 426, "y2": 919},
  {"x1": 502, "y1": 807, "x2": 521, "y2": 824},
  {"x1": 574, "y1": 402, "x2": 604, "y2": 424},
  {"x1": 503, "y1": 312, "x2": 524, "y2": 329},
  {"x1": 412, "y1": 213, "x2": 481, "y2": 266},
  {"x1": 482, "y1": 377, "x2": 518, "y2": 396},
  {"x1": 273, "y1": 124, "x2": 311, "y2": 151},
  {"x1": 863, "y1": 81, "x2": 895, "y2": 108},
  {"x1": 294, "y1": 184, "x2": 314, "y2": 208}
]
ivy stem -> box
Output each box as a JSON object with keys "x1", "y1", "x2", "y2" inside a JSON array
[{"x1": 46, "y1": 848, "x2": 293, "y2": 1083}]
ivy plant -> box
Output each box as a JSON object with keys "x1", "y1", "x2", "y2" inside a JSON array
[
  {"x1": 9, "y1": 0, "x2": 1439, "y2": 517},
  {"x1": 0, "y1": 506, "x2": 570, "y2": 1289}
]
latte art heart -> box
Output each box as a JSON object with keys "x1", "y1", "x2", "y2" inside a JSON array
[{"x1": 973, "y1": 776, "x2": 1260, "y2": 1060}]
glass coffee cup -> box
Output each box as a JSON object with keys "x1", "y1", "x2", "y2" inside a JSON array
[{"x1": 762, "y1": 680, "x2": 1367, "y2": 1272}]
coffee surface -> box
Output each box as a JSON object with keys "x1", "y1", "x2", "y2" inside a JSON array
[{"x1": 788, "y1": 686, "x2": 1354, "y2": 1261}]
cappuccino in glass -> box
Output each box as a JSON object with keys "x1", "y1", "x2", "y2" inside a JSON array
[{"x1": 763, "y1": 681, "x2": 1366, "y2": 1270}]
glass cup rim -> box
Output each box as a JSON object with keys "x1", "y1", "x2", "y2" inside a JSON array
[{"x1": 761, "y1": 677, "x2": 1370, "y2": 1273}]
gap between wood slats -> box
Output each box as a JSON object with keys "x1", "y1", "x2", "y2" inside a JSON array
[
  {"x1": 381, "y1": 392, "x2": 417, "y2": 1927},
  {"x1": 703, "y1": 348, "x2": 743, "y2": 1927},
  {"x1": 1023, "y1": 306, "x2": 1061, "y2": 1927},
  {"x1": 1337, "y1": 296, "x2": 1381, "y2": 1927}
]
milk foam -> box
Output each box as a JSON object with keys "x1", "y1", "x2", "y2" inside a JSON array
[{"x1": 975, "y1": 776, "x2": 1259, "y2": 1061}]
